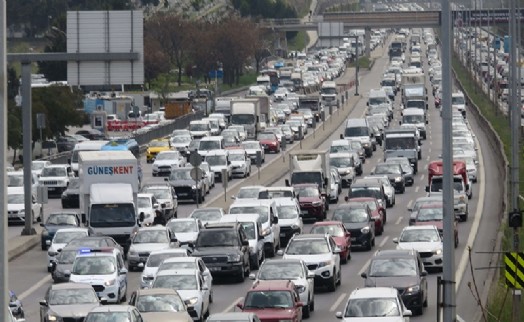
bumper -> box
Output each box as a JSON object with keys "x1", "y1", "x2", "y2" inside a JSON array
[
  {"x1": 140, "y1": 278, "x2": 154, "y2": 289},
  {"x1": 206, "y1": 262, "x2": 244, "y2": 276},
  {"x1": 51, "y1": 270, "x2": 70, "y2": 283},
  {"x1": 313, "y1": 267, "x2": 335, "y2": 286},
  {"x1": 373, "y1": 218, "x2": 384, "y2": 232},
  {"x1": 94, "y1": 284, "x2": 121, "y2": 303},
  {"x1": 45, "y1": 186, "x2": 67, "y2": 195},
  {"x1": 401, "y1": 290, "x2": 424, "y2": 311},
  {"x1": 232, "y1": 167, "x2": 249, "y2": 176},
  {"x1": 419, "y1": 252, "x2": 443, "y2": 268},
  {"x1": 262, "y1": 144, "x2": 279, "y2": 152},
  {"x1": 279, "y1": 226, "x2": 301, "y2": 245},
  {"x1": 128, "y1": 255, "x2": 149, "y2": 269},
  {"x1": 175, "y1": 188, "x2": 200, "y2": 200},
  {"x1": 350, "y1": 232, "x2": 373, "y2": 248},
  {"x1": 152, "y1": 168, "x2": 173, "y2": 176},
  {"x1": 299, "y1": 204, "x2": 324, "y2": 220}
]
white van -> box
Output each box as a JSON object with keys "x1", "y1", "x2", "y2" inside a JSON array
[
  {"x1": 197, "y1": 136, "x2": 225, "y2": 158},
  {"x1": 452, "y1": 91, "x2": 467, "y2": 118},
  {"x1": 341, "y1": 118, "x2": 373, "y2": 157},
  {"x1": 400, "y1": 108, "x2": 428, "y2": 139}
]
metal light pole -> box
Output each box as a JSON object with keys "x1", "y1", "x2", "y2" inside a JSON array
[
  {"x1": 441, "y1": 0, "x2": 456, "y2": 319},
  {"x1": 508, "y1": 0, "x2": 521, "y2": 317},
  {"x1": 0, "y1": 1, "x2": 9, "y2": 319}
]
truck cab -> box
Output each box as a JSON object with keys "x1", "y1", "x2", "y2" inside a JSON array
[
  {"x1": 320, "y1": 81, "x2": 339, "y2": 108},
  {"x1": 383, "y1": 128, "x2": 420, "y2": 173},
  {"x1": 400, "y1": 108, "x2": 428, "y2": 139},
  {"x1": 204, "y1": 149, "x2": 233, "y2": 182},
  {"x1": 189, "y1": 120, "x2": 211, "y2": 139}
]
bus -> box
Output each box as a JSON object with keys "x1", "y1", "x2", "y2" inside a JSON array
[{"x1": 260, "y1": 69, "x2": 279, "y2": 94}]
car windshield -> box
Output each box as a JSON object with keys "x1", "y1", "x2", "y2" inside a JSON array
[
  {"x1": 150, "y1": 140, "x2": 170, "y2": 147},
  {"x1": 237, "y1": 188, "x2": 261, "y2": 199},
  {"x1": 72, "y1": 256, "x2": 116, "y2": 275},
  {"x1": 242, "y1": 142, "x2": 260, "y2": 150},
  {"x1": 41, "y1": 167, "x2": 67, "y2": 177},
  {"x1": 333, "y1": 208, "x2": 368, "y2": 223},
  {"x1": 330, "y1": 157, "x2": 354, "y2": 168},
  {"x1": 200, "y1": 140, "x2": 221, "y2": 150},
  {"x1": 147, "y1": 253, "x2": 187, "y2": 267},
  {"x1": 277, "y1": 205, "x2": 299, "y2": 219},
  {"x1": 295, "y1": 186, "x2": 319, "y2": 197},
  {"x1": 144, "y1": 188, "x2": 171, "y2": 200},
  {"x1": 400, "y1": 229, "x2": 441, "y2": 242},
  {"x1": 190, "y1": 210, "x2": 222, "y2": 222},
  {"x1": 344, "y1": 126, "x2": 368, "y2": 137},
  {"x1": 57, "y1": 250, "x2": 77, "y2": 264},
  {"x1": 196, "y1": 230, "x2": 239, "y2": 247},
  {"x1": 258, "y1": 262, "x2": 304, "y2": 280},
  {"x1": 417, "y1": 208, "x2": 444, "y2": 222},
  {"x1": 136, "y1": 294, "x2": 185, "y2": 312},
  {"x1": 231, "y1": 114, "x2": 255, "y2": 125},
  {"x1": 53, "y1": 231, "x2": 87, "y2": 244},
  {"x1": 153, "y1": 275, "x2": 197, "y2": 290},
  {"x1": 403, "y1": 115, "x2": 425, "y2": 123},
  {"x1": 369, "y1": 258, "x2": 418, "y2": 277},
  {"x1": 374, "y1": 164, "x2": 401, "y2": 174},
  {"x1": 330, "y1": 144, "x2": 350, "y2": 153},
  {"x1": 244, "y1": 291, "x2": 294, "y2": 309},
  {"x1": 167, "y1": 220, "x2": 197, "y2": 233},
  {"x1": 229, "y1": 206, "x2": 268, "y2": 222},
  {"x1": 8, "y1": 194, "x2": 24, "y2": 204},
  {"x1": 85, "y1": 312, "x2": 130, "y2": 322},
  {"x1": 310, "y1": 224, "x2": 345, "y2": 237},
  {"x1": 156, "y1": 152, "x2": 179, "y2": 160},
  {"x1": 258, "y1": 133, "x2": 275, "y2": 140},
  {"x1": 48, "y1": 288, "x2": 99, "y2": 305},
  {"x1": 138, "y1": 197, "x2": 152, "y2": 208},
  {"x1": 133, "y1": 230, "x2": 168, "y2": 244},
  {"x1": 189, "y1": 123, "x2": 209, "y2": 131},
  {"x1": 344, "y1": 298, "x2": 400, "y2": 317},
  {"x1": 229, "y1": 154, "x2": 246, "y2": 161},
  {"x1": 206, "y1": 155, "x2": 227, "y2": 166},
  {"x1": 240, "y1": 222, "x2": 256, "y2": 239},
  {"x1": 159, "y1": 261, "x2": 197, "y2": 272},
  {"x1": 171, "y1": 136, "x2": 191, "y2": 143},
  {"x1": 169, "y1": 169, "x2": 192, "y2": 181},
  {"x1": 286, "y1": 239, "x2": 329, "y2": 255},
  {"x1": 350, "y1": 187, "x2": 381, "y2": 199}
]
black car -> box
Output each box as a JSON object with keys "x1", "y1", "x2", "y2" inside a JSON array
[
  {"x1": 190, "y1": 222, "x2": 251, "y2": 282},
  {"x1": 56, "y1": 136, "x2": 79, "y2": 153},
  {"x1": 165, "y1": 167, "x2": 206, "y2": 203},
  {"x1": 75, "y1": 129, "x2": 106, "y2": 140},
  {"x1": 61, "y1": 178, "x2": 80, "y2": 208},
  {"x1": 371, "y1": 162, "x2": 406, "y2": 193},
  {"x1": 361, "y1": 249, "x2": 428, "y2": 316},
  {"x1": 40, "y1": 212, "x2": 81, "y2": 250},
  {"x1": 332, "y1": 204, "x2": 375, "y2": 251}
]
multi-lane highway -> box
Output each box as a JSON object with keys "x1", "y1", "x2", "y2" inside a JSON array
[{"x1": 8, "y1": 31, "x2": 503, "y2": 322}]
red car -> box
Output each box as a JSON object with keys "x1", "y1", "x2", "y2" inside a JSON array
[
  {"x1": 310, "y1": 221, "x2": 351, "y2": 264},
  {"x1": 237, "y1": 280, "x2": 303, "y2": 322},
  {"x1": 258, "y1": 132, "x2": 281, "y2": 153},
  {"x1": 413, "y1": 203, "x2": 458, "y2": 248},
  {"x1": 347, "y1": 197, "x2": 386, "y2": 235},
  {"x1": 293, "y1": 183, "x2": 326, "y2": 222}
]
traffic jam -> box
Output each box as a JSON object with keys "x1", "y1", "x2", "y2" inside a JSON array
[{"x1": 8, "y1": 22, "x2": 483, "y2": 322}]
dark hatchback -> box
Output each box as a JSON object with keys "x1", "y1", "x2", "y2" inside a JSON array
[
  {"x1": 40, "y1": 212, "x2": 81, "y2": 250},
  {"x1": 61, "y1": 178, "x2": 80, "y2": 208},
  {"x1": 75, "y1": 129, "x2": 106, "y2": 140},
  {"x1": 332, "y1": 204, "x2": 375, "y2": 251},
  {"x1": 56, "y1": 135, "x2": 79, "y2": 152},
  {"x1": 361, "y1": 249, "x2": 428, "y2": 316}
]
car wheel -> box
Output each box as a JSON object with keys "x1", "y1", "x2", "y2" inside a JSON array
[
  {"x1": 310, "y1": 297, "x2": 315, "y2": 312},
  {"x1": 236, "y1": 264, "x2": 245, "y2": 282},
  {"x1": 121, "y1": 290, "x2": 127, "y2": 303},
  {"x1": 327, "y1": 272, "x2": 336, "y2": 292},
  {"x1": 209, "y1": 290, "x2": 213, "y2": 303},
  {"x1": 377, "y1": 225, "x2": 383, "y2": 236},
  {"x1": 41, "y1": 243, "x2": 47, "y2": 251},
  {"x1": 303, "y1": 296, "x2": 311, "y2": 318},
  {"x1": 266, "y1": 244, "x2": 276, "y2": 258},
  {"x1": 455, "y1": 235, "x2": 459, "y2": 248},
  {"x1": 244, "y1": 259, "x2": 251, "y2": 277}
]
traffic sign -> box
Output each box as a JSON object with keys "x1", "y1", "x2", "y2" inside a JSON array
[
  {"x1": 504, "y1": 252, "x2": 524, "y2": 289},
  {"x1": 190, "y1": 167, "x2": 203, "y2": 181},
  {"x1": 189, "y1": 151, "x2": 202, "y2": 167}
]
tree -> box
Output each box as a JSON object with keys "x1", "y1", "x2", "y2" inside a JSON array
[
  {"x1": 143, "y1": 36, "x2": 170, "y2": 89},
  {"x1": 7, "y1": 103, "x2": 22, "y2": 166},
  {"x1": 38, "y1": 14, "x2": 67, "y2": 82}
]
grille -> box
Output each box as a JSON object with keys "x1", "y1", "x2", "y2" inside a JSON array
[
  {"x1": 92, "y1": 285, "x2": 105, "y2": 292},
  {"x1": 138, "y1": 252, "x2": 150, "y2": 257},
  {"x1": 42, "y1": 180, "x2": 58, "y2": 185},
  {"x1": 201, "y1": 256, "x2": 228, "y2": 264},
  {"x1": 63, "y1": 318, "x2": 84, "y2": 322},
  {"x1": 419, "y1": 252, "x2": 433, "y2": 258},
  {"x1": 159, "y1": 166, "x2": 171, "y2": 170},
  {"x1": 8, "y1": 211, "x2": 19, "y2": 215},
  {"x1": 307, "y1": 264, "x2": 318, "y2": 271},
  {"x1": 349, "y1": 229, "x2": 362, "y2": 238},
  {"x1": 280, "y1": 226, "x2": 293, "y2": 233}
]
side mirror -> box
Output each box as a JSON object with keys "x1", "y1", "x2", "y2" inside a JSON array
[
  {"x1": 138, "y1": 262, "x2": 144, "y2": 269},
  {"x1": 307, "y1": 271, "x2": 316, "y2": 279},
  {"x1": 272, "y1": 217, "x2": 279, "y2": 224},
  {"x1": 139, "y1": 213, "x2": 145, "y2": 222},
  {"x1": 119, "y1": 268, "x2": 128, "y2": 275},
  {"x1": 236, "y1": 302, "x2": 244, "y2": 309},
  {"x1": 164, "y1": 178, "x2": 169, "y2": 182},
  {"x1": 421, "y1": 270, "x2": 428, "y2": 277},
  {"x1": 393, "y1": 237, "x2": 399, "y2": 244},
  {"x1": 425, "y1": 186, "x2": 429, "y2": 192},
  {"x1": 345, "y1": 232, "x2": 351, "y2": 238},
  {"x1": 249, "y1": 273, "x2": 256, "y2": 280},
  {"x1": 285, "y1": 179, "x2": 290, "y2": 187},
  {"x1": 335, "y1": 311, "x2": 343, "y2": 319},
  {"x1": 403, "y1": 310, "x2": 413, "y2": 317},
  {"x1": 242, "y1": 240, "x2": 249, "y2": 246},
  {"x1": 426, "y1": 120, "x2": 429, "y2": 124},
  {"x1": 407, "y1": 207, "x2": 413, "y2": 211},
  {"x1": 45, "y1": 240, "x2": 51, "y2": 246},
  {"x1": 40, "y1": 223, "x2": 45, "y2": 227},
  {"x1": 231, "y1": 196, "x2": 236, "y2": 200},
  {"x1": 100, "y1": 298, "x2": 108, "y2": 305},
  {"x1": 39, "y1": 299, "x2": 48, "y2": 306},
  {"x1": 339, "y1": 134, "x2": 344, "y2": 139},
  {"x1": 297, "y1": 302, "x2": 304, "y2": 307},
  {"x1": 276, "y1": 249, "x2": 284, "y2": 256},
  {"x1": 360, "y1": 272, "x2": 368, "y2": 278},
  {"x1": 333, "y1": 246, "x2": 341, "y2": 253},
  {"x1": 171, "y1": 237, "x2": 178, "y2": 243},
  {"x1": 258, "y1": 234, "x2": 264, "y2": 240}
]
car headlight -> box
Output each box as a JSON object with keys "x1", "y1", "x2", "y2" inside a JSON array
[
  {"x1": 312, "y1": 201, "x2": 322, "y2": 206},
  {"x1": 187, "y1": 297, "x2": 199, "y2": 305},
  {"x1": 104, "y1": 278, "x2": 116, "y2": 286},
  {"x1": 361, "y1": 226, "x2": 370, "y2": 234},
  {"x1": 296, "y1": 285, "x2": 306, "y2": 293},
  {"x1": 128, "y1": 251, "x2": 138, "y2": 256},
  {"x1": 407, "y1": 285, "x2": 420, "y2": 293},
  {"x1": 164, "y1": 201, "x2": 172, "y2": 208},
  {"x1": 395, "y1": 176, "x2": 402, "y2": 182},
  {"x1": 362, "y1": 142, "x2": 370, "y2": 147},
  {"x1": 47, "y1": 315, "x2": 59, "y2": 321},
  {"x1": 192, "y1": 185, "x2": 197, "y2": 190},
  {"x1": 434, "y1": 249, "x2": 443, "y2": 255},
  {"x1": 227, "y1": 254, "x2": 242, "y2": 262},
  {"x1": 318, "y1": 260, "x2": 333, "y2": 268},
  {"x1": 48, "y1": 251, "x2": 58, "y2": 257},
  {"x1": 291, "y1": 224, "x2": 300, "y2": 230}
]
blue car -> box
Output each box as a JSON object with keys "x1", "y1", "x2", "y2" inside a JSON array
[
  {"x1": 40, "y1": 212, "x2": 81, "y2": 251},
  {"x1": 9, "y1": 290, "x2": 24, "y2": 320}
]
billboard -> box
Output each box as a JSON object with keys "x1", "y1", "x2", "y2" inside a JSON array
[
  {"x1": 67, "y1": 11, "x2": 144, "y2": 86},
  {"x1": 452, "y1": 9, "x2": 524, "y2": 25}
]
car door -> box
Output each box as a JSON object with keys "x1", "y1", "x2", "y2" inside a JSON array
[
  {"x1": 197, "y1": 258, "x2": 212, "y2": 290},
  {"x1": 269, "y1": 206, "x2": 280, "y2": 245},
  {"x1": 303, "y1": 261, "x2": 314, "y2": 295},
  {"x1": 116, "y1": 253, "x2": 127, "y2": 295},
  {"x1": 239, "y1": 227, "x2": 250, "y2": 266},
  {"x1": 198, "y1": 275, "x2": 210, "y2": 314},
  {"x1": 328, "y1": 237, "x2": 341, "y2": 272},
  {"x1": 418, "y1": 255, "x2": 428, "y2": 298}
]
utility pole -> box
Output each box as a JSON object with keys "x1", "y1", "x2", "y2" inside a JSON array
[
  {"x1": 509, "y1": 0, "x2": 521, "y2": 317},
  {"x1": 0, "y1": 1, "x2": 9, "y2": 320},
  {"x1": 441, "y1": 0, "x2": 456, "y2": 319}
]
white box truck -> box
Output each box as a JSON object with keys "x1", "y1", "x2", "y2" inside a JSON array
[
  {"x1": 230, "y1": 97, "x2": 270, "y2": 140},
  {"x1": 79, "y1": 150, "x2": 139, "y2": 249},
  {"x1": 286, "y1": 150, "x2": 330, "y2": 196}
]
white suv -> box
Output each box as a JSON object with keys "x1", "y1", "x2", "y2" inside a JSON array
[
  {"x1": 39, "y1": 164, "x2": 72, "y2": 196},
  {"x1": 278, "y1": 234, "x2": 341, "y2": 292},
  {"x1": 228, "y1": 149, "x2": 252, "y2": 178}
]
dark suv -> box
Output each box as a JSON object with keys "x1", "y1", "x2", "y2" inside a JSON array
[
  {"x1": 191, "y1": 222, "x2": 251, "y2": 282},
  {"x1": 237, "y1": 280, "x2": 303, "y2": 322},
  {"x1": 332, "y1": 204, "x2": 375, "y2": 251},
  {"x1": 360, "y1": 249, "x2": 428, "y2": 316}
]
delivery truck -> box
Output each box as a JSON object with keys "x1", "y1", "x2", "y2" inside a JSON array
[
  {"x1": 230, "y1": 96, "x2": 270, "y2": 140},
  {"x1": 79, "y1": 150, "x2": 139, "y2": 249},
  {"x1": 286, "y1": 150, "x2": 330, "y2": 200}
]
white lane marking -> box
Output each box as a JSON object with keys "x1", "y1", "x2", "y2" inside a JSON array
[
  {"x1": 457, "y1": 314, "x2": 466, "y2": 322},
  {"x1": 456, "y1": 131, "x2": 486, "y2": 292},
  {"x1": 330, "y1": 293, "x2": 348, "y2": 312},
  {"x1": 430, "y1": 140, "x2": 433, "y2": 145},
  {"x1": 426, "y1": 156, "x2": 430, "y2": 161},
  {"x1": 19, "y1": 275, "x2": 51, "y2": 301},
  {"x1": 407, "y1": 199, "x2": 413, "y2": 209},
  {"x1": 222, "y1": 297, "x2": 243, "y2": 313},
  {"x1": 395, "y1": 217, "x2": 403, "y2": 225},
  {"x1": 415, "y1": 186, "x2": 420, "y2": 193},
  {"x1": 379, "y1": 236, "x2": 390, "y2": 248},
  {"x1": 358, "y1": 258, "x2": 372, "y2": 276},
  {"x1": 420, "y1": 174, "x2": 425, "y2": 181},
  {"x1": 428, "y1": 148, "x2": 432, "y2": 153}
]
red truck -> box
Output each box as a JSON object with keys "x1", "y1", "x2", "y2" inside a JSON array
[{"x1": 425, "y1": 160, "x2": 471, "y2": 221}]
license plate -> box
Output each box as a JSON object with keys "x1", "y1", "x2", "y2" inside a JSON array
[
  {"x1": 351, "y1": 237, "x2": 356, "y2": 242},
  {"x1": 209, "y1": 267, "x2": 220, "y2": 272},
  {"x1": 280, "y1": 233, "x2": 286, "y2": 237},
  {"x1": 178, "y1": 193, "x2": 188, "y2": 196}
]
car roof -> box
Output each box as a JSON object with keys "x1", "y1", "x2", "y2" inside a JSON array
[
  {"x1": 150, "y1": 248, "x2": 189, "y2": 256},
  {"x1": 261, "y1": 258, "x2": 304, "y2": 265},
  {"x1": 419, "y1": 203, "x2": 443, "y2": 209},
  {"x1": 208, "y1": 312, "x2": 257, "y2": 320},
  {"x1": 401, "y1": 225, "x2": 439, "y2": 232},
  {"x1": 155, "y1": 269, "x2": 199, "y2": 277},
  {"x1": 349, "y1": 287, "x2": 400, "y2": 299},
  {"x1": 221, "y1": 213, "x2": 260, "y2": 223},
  {"x1": 55, "y1": 228, "x2": 89, "y2": 233},
  {"x1": 161, "y1": 257, "x2": 198, "y2": 264},
  {"x1": 50, "y1": 282, "x2": 95, "y2": 290},
  {"x1": 88, "y1": 305, "x2": 135, "y2": 313},
  {"x1": 290, "y1": 233, "x2": 327, "y2": 241},
  {"x1": 136, "y1": 288, "x2": 180, "y2": 296},
  {"x1": 274, "y1": 198, "x2": 298, "y2": 206},
  {"x1": 250, "y1": 280, "x2": 296, "y2": 291},
  {"x1": 373, "y1": 249, "x2": 418, "y2": 259},
  {"x1": 138, "y1": 193, "x2": 155, "y2": 198},
  {"x1": 137, "y1": 226, "x2": 168, "y2": 232},
  {"x1": 312, "y1": 221, "x2": 344, "y2": 226}
]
